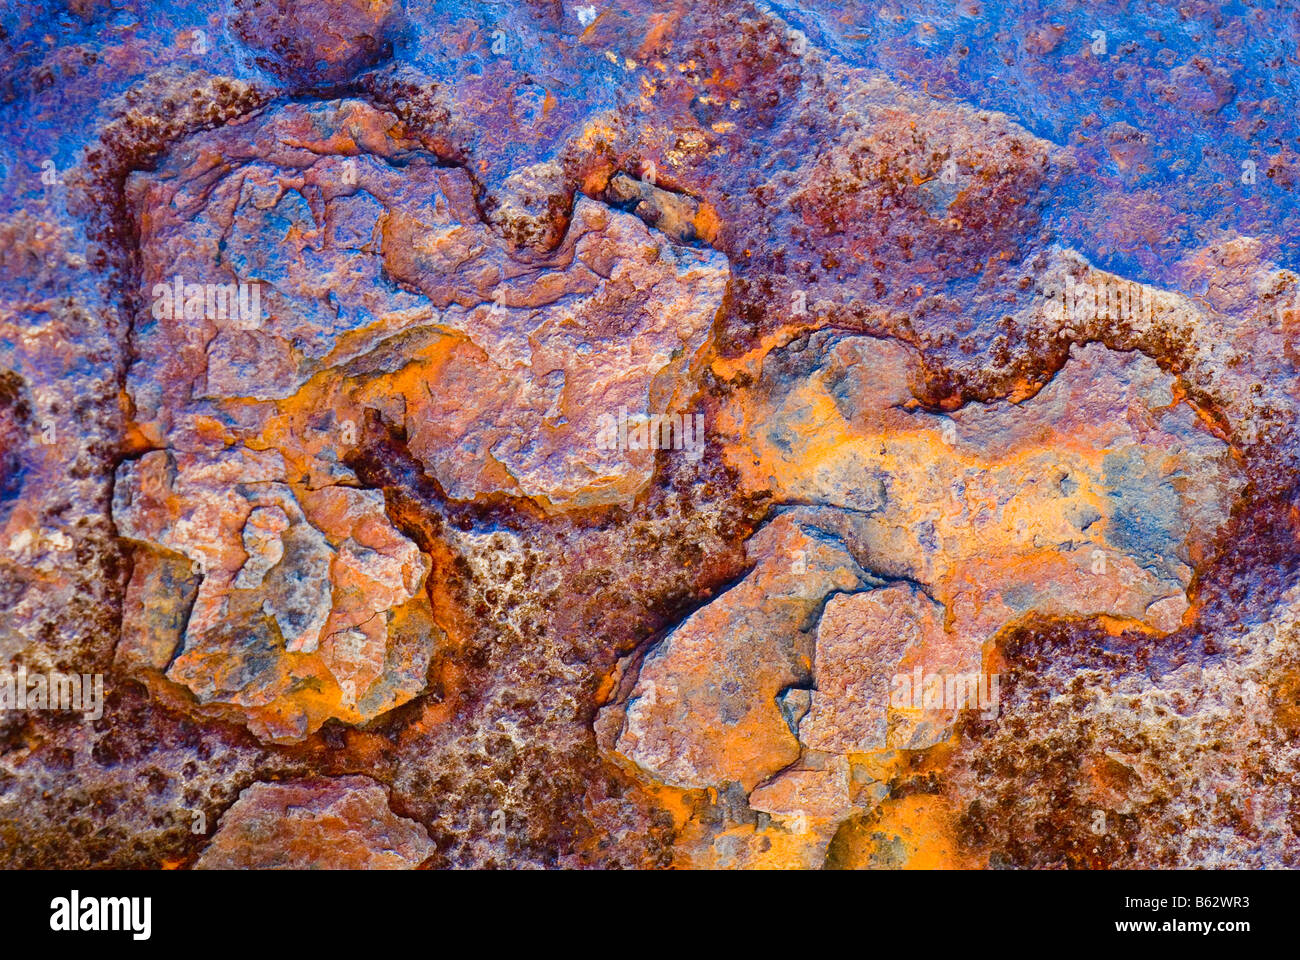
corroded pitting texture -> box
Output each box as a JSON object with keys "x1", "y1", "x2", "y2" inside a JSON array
[
  {"x1": 0, "y1": 0, "x2": 1298, "y2": 870},
  {"x1": 194, "y1": 775, "x2": 435, "y2": 869},
  {"x1": 111, "y1": 96, "x2": 726, "y2": 742}
]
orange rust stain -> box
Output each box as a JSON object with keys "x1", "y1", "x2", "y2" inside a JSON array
[
  {"x1": 708, "y1": 321, "x2": 826, "y2": 382},
  {"x1": 593, "y1": 669, "x2": 618, "y2": 706},
  {"x1": 871, "y1": 794, "x2": 977, "y2": 868},
  {"x1": 638, "y1": 11, "x2": 682, "y2": 60},
  {"x1": 693, "y1": 200, "x2": 721, "y2": 245}
]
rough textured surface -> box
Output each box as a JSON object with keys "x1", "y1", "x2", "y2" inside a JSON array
[
  {"x1": 123, "y1": 99, "x2": 726, "y2": 513},
  {"x1": 1, "y1": 0, "x2": 1299, "y2": 870},
  {"x1": 195, "y1": 775, "x2": 434, "y2": 869},
  {"x1": 601, "y1": 328, "x2": 1243, "y2": 861}
]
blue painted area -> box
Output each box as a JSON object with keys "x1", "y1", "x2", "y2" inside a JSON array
[
  {"x1": 770, "y1": 0, "x2": 1300, "y2": 284},
  {"x1": 1102, "y1": 447, "x2": 1185, "y2": 575},
  {"x1": 0, "y1": 0, "x2": 1296, "y2": 308}
]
